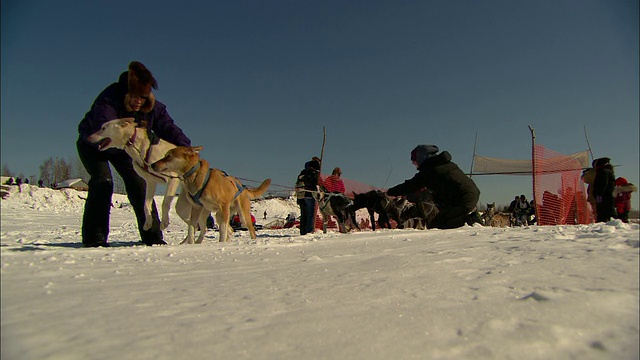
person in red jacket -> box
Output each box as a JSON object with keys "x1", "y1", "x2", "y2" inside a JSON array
[
  {"x1": 613, "y1": 177, "x2": 637, "y2": 223},
  {"x1": 323, "y1": 167, "x2": 346, "y2": 193}
]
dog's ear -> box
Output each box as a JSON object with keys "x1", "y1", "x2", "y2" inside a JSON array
[
  {"x1": 121, "y1": 117, "x2": 135, "y2": 126},
  {"x1": 190, "y1": 146, "x2": 204, "y2": 153}
]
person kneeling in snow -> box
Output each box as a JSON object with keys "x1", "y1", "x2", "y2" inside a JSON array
[{"x1": 387, "y1": 145, "x2": 482, "y2": 229}]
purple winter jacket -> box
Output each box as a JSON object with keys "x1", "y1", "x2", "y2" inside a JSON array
[{"x1": 78, "y1": 72, "x2": 191, "y2": 147}]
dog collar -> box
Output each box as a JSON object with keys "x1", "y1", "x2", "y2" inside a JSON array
[
  {"x1": 126, "y1": 130, "x2": 137, "y2": 146},
  {"x1": 183, "y1": 161, "x2": 202, "y2": 179},
  {"x1": 189, "y1": 165, "x2": 211, "y2": 206},
  {"x1": 125, "y1": 129, "x2": 155, "y2": 172}
]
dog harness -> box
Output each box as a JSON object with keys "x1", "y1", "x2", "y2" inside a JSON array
[
  {"x1": 318, "y1": 191, "x2": 353, "y2": 212},
  {"x1": 225, "y1": 171, "x2": 248, "y2": 201},
  {"x1": 126, "y1": 130, "x2": 152, "y2": 169},
  {"x1": 125, "y1": 129, "x2": 167, "y2": 182},
  {"x1": 182, "y1": 161, "x2": 210, "y2": 206},
  {"x1": 183, "y1": 162, "x2": 247, "y2": 206}
]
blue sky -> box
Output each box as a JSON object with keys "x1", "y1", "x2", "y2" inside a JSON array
[{"x1": 2, "y1": 0, "x2": 638, "y2": 208}]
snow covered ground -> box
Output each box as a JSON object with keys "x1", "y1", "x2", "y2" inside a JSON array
[{"x1": 1, "y1": 184, "x2": 638, "y2": 360}]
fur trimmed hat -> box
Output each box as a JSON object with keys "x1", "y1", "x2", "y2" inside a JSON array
[
  {"x1": 410, "y1": 144, "x2": 439, "y2": 166},
  {"x1": 124, "y1": 61, "x2": 158, "y2": 113},
  {"x1": 615, "y1": 177, "x2": 628, "y2": 187}
]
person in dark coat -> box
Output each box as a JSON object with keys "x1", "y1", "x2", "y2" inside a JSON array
[
  {"x1": 387, "y1": 145, "x2": 481, "y2": 229},
  {"x1": 507, "y1": 195, "x2": 519, "y2": 213},
  {"x1": 592, "y1": 157, "x2": 616, "y2": 222},
  {"x1": 76, "y1": 61, "x2": 191, "y2": 247},
  {"x1": 295, "y1": 159, "x2": 320, "y2": 235}
]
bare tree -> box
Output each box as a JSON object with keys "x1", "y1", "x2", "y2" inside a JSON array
[
  {"x1": 1, "y1": 163, "x2": 14, "y2": 177},
  {"x1": 55, "y1": 157, "x2": 72, "y2": 182},
  {"x1": 39, "y1": 157, "x2": 55, "y2": 186},
  {"x1": 70, "y1": 156, "x2": 89, "y2": 182},
  {"x1": 38, "y1": 155, "x2": 128, "y2": 194}
]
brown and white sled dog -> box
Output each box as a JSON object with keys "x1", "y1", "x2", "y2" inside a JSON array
[
  {"x1": 482, "y1": 203, "x2": 511, "y2": 227},
  {"x1": 87, "y1": 117, "x2": 202, "y2": 233},
  {"x1": 151, "y1": 146, "x2": 271, "y2": 243}
]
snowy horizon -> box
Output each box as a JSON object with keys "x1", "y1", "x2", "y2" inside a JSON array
[{"x1": 1, "y1": 184, "x2": 638, "y2": 359}]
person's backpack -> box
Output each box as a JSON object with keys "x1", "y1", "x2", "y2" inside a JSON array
[{"x1": 295, "y1": 174, "x2": 306, "y2": 199}]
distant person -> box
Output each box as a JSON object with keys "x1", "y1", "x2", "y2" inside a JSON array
[
  {"x1": 592, "y1": 157, "x2": 616, "y2": 222},
  {"x1": 581, "y1": 165, "x2": 597, "y2": 216},
  {"x1": 295, "y1": 158, "x2": 320, "y2": 235},
  {"x1": 206, "y1": 214, "x2": 216, "y2": 229},
  {"x1": 508, "y1": 195, "x2": 519, "y2": 214},
  {"x1": 231, "y1": 214, "x2": 242, "y2": 228},
  {"x1": 263, "y1": 210, "x2": 267, "y2": 220},
  {"x1": 387, "y1": 145, "x2": 482, "y2": 229},
  {"x1": 15, "y1": 177, "x2": 22, "y2": 193},
  {"x1": 24, "y1": 178, "x2": 29, "y2": 185},
  {"x1": 77, "y1": 61, "x2": 191, "y2": 247},
  {"x1": 613, "y1": 177, "x2": 637, "y2": 223},
  {"x1": 5, "y1": 177, "x2": 14, "y2": 185},
  {"x1": 38, "y1": 179, "x2": 44, "y2": 188},
  {"x1": 528, "y1": 199, "x2": 537, "y2": 224},
  {"x1": 514, "y1": 194, "x2": 531, "y2": 226},
  {"x1": 323, "y1": 167, "x2": 346, "y2": 193}
]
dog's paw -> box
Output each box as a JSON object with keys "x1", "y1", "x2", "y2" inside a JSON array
[
  {"x1": 180, "y1": 236, "x2": 194, "y2": 245},
  {"x1": 160, "y1": 218, "x2": 170, "y2": 230},
  {"x1": 143, "y1": 220, "x2": 153, "y2": 231}
]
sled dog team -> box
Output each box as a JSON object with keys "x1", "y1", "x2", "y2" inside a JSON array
[
  {"x1": 86, "y1": 116, "x2": 472, "y2": 244},
  {"x1": 77, "y1": 61, "x2": 519, "y2": 247}
]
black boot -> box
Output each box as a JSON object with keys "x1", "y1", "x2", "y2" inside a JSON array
[
  {"x1": 83, "y1": 234, "x2": 110, "y2": 248},
  {"x1": 141, "y1": 236, "x2": 167, "y2": 246},
  {"x1": 466, "y1": 211, "x2": 483, "y2": 226},
  {"x1": 83, "y1": 241, "x2": 110, "y2": 248}
]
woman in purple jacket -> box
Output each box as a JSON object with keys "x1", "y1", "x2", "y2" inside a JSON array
[{"x1": 77, "y1": 61, "x2": 191, "y2": 247}]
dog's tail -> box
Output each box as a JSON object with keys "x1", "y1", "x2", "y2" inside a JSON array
[{"x1": 246, "y1": 179, "x2": 271, "y2": 199}]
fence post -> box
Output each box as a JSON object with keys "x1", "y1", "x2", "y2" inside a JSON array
[{"x1": 528, "y1": 125, "x2": 538, "y2": 223}]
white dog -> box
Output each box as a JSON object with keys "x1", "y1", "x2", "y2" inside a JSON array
[{"x1": 87, "y1": 117, "x2": 202, "y2": 233}]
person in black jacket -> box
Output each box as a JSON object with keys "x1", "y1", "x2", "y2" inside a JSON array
[
  {"x1": 77, "y1": 61, "x2": 191, "y2": 247},
  {"x1": 592, "y1": 157, "x2": 616, "y2": 222},
  {"x1": 295, "y1": 159, "x2": 320, "y2": 235},
  {"x1": 387, "y1": 145, "x2": 481, "y2": 229}
]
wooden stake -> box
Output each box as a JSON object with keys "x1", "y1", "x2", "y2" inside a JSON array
[{"x1": 319, "y1": 126, "x2": 326, "y2": 176}]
